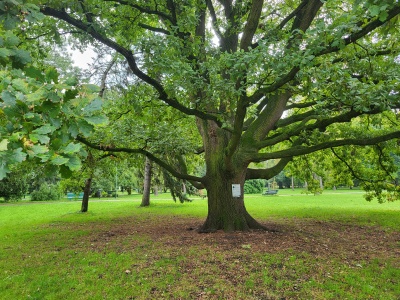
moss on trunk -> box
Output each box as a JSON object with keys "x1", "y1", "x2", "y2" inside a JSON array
[{"x1": 200, "y1": 169, "x2": 266, "y2": 232}]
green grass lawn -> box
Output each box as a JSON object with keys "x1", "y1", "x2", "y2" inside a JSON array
[{"x1": 0, "y1": 189, "x2": 399, "y2": 299}]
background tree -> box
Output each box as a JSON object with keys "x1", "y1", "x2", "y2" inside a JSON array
[
  {"x1": 3, "y1": 1, "x2": 400, "y2": 231},
  {"x1": 0, "y1": 164, "x2": 29, "y2": 201},
  {"x1": 140, "y1": 156, "x2": 152, "y2": 207},
  {"x1": 272, "y1": 171, "x2": 289, "y2": 189},
  {"x1": 244, "y1": 179, "x2": 266, "y2": 194}
]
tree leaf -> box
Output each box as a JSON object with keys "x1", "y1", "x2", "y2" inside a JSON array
[
  {"x1": 0, "y1": 47, "x2": 11, "y2": 58},
  {"x1": 368, "y1": 5, "x2": 380, "y2": 17},
  {"x1": 4, "y1": 32, "x2": 19, "y2": 47},
  {"x1": 29, "y1": 133, "x2": 50, "y2": 144},
  {"x1": 11, "y1": 148, "x2": 26, "y2": 163},
  {"x1": 77, "y1": 120, "x2": 94, "y2": 137},
  {"x1": 24, "y1": 66, "x2": 45, "y2": 82},
  {"x1": 0, "y1": 14, "x2": 20, "y2": 30},
  {"x1": 379, "y1": 11, "x2": 389, "y2": 22},
  {"x1": 84, "y1": 115, "x2": 108, "y2": 125},
  {"x1": 0, "y1": 139, "x2": 9, "y2": 151},
  {"x1": 82, "y1": 98, "x2": 103, "y2": 114},
  {"x1": 0, "y1": 161, "x2": 10, "y2": 180},
  {"x1": 26, "y1": 89, "x2": 45, "y2": 102},
  {"x1": 59, "y1": 165, "x2": 73, "y2": 178},
  {"x1": 65, "y1": 76, "x2": 78, "y2": 86},
  {"x1": 82, "y1": 84, "x2": 100, "y2": 93},
  {"x1": 66, "y1": 155, "x2": 81, "y2": 171},
  {"x1": 51, "y1": 155, "x2": 69, "y2": 165},
  {"x1": 12, "y1": 49, "x2": 31, "y2": 65},
  {"x1": 45, "y1": 67, "x2": 59, "y2": 83},
  {"x1": 32, "y1": 124, "x2": 56, "y2": 135},
  {"x1": 46, "y1": 91, "x2": 61, "y2": 102},
  {"x1": 1, "y1": 90, "x2": 16, "y2": 105},
  {"x1": 62, "y1": 142, "x2": 81, "y2": 154},
  {"x1": 31, "y1": 144, "x2": 48, "y2": 155},
  {"x1": 11, "y1": 78, "x2": 29, "y2": 93},
  {"x1": 68, "y1": 123, "x2": 79, "y2": 138}
]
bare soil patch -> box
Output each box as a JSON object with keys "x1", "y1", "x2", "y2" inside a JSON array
[{"x1": 85, "y1": 215, "x2": 399, "y2": 262}]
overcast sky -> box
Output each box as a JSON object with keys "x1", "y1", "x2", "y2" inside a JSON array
[{"x1": 70, "y1": 47, "x2": 95, "y2": 69}]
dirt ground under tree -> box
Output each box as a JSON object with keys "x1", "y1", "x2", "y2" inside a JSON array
[
  {"x1": 43, "y1": 214, "x2": 400, "y2": 299},
  {"x1": 85, "y1": 215, "x2": 399, "y2": 262}
]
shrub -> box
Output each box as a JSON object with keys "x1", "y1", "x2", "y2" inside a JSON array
[
  {"x1": 244, "y1": 179, "x2": 266, "y2": 194},
  {"x1": 0, "y1": 171, "x2": 28, "y2": 201},
  {"x1": 30, "y1": 183, "x2": 63, "y2": 201}
]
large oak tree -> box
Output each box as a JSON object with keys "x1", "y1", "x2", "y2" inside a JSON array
[{"x1": 3, "y1": 0, "x2": 400, "y2": 231}]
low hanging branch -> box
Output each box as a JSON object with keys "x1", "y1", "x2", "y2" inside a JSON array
[
  {"x1": 330, "y1": 147, "x2": 394, "y2": 185},
  {"x1": 253, "y1": 131, "x2": 400, "y2": 162},
  {"x1": 75, "y1": 136, "x2": 205, "y2": 185}
]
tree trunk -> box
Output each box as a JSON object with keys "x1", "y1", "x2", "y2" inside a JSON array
[
  {"x1": 182, "y1": 182, "x2": 187, "y2": 194},
  {"x1": 198, "y1": 120, "x2": 266, "y2": 232},
  {"x1": 141, "y1": 157, "x2": 152, "y2": 207},
  {"x1": 81, "y1": 177, "x2": 92, "y2": 212},
  {"x1": 201, "y1": 168, "x2": 265, "y2": 232}
]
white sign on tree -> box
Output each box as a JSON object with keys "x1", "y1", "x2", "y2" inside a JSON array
[{"x1": 232, "y1": 184, "x2": 241, "y2": 198}]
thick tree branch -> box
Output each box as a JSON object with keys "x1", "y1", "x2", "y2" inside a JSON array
[
  {"x1": 206, "y1": 0, "x2": 223, "y2": 40},
  {"x1": 40, "y1": 6, "x2": 221, "y2": 124},
  {"x1": 278, "y1": 0, "x2": 308, "y2": 30},
  {"x1": 138, "y1": 23, "x2": 170, "y2": 35},
  {"x1": 247, "y1": 67, "x2": 299, "y2": 104},
  {"x1": 316, "y1": 5, "x2": 400, "y2": 57},
  {"x1": 287, "y1": 0, "x2": 324, "y2": 49},
  {"x1": 253, "y1": 131, "x2": 400, "y2": 162},
  {"x1": 249, "y1": 1, "x2": 323, "y2": 102},
  {"x1": 275, "y1": 110, "x2": 317, "y2": 128},
  {"x1": 249, "y1": 3, "x2": 400, "y2": 105},
  {"x1": 78, "y1": 0, "x2": 94, "y2": 24},
  {"x1": 246, "y1": 157, "x2": 292, "y2": 180},
  {"x1": 245, "y1": 90, "x2": 292, "y2": 142},
  {"x1": 330, "y1": 147, "x2": 388, "y2": 184},
  {"x1": 240, "y1": 0, "x2": 264, "y2": 51},
  {"x1": 285, "y1": 101, "x2": 317, "y2": 110},
  {"x1": 257, "y1": 108, "x2": 380, "y2": 149},
  {"x1": 225, "y1": 98, "x2": 247, "y2": 162},
  {"x1": 76, "y1": 136, "x2": 205, "y2": 184}
]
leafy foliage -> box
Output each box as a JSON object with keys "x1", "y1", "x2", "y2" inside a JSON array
[
  {"x1": 0, "y1": 167, "x2": 29, "y2": 201},
  {"x1": 0, "y1": 8, "x2": 108, "y2": 179},
  {"x1": 30, "y1": 182, "x2": 63, "y2": 201},
  {"x1": 244, "y1": 179, "x2": 266, "y2": 194}
]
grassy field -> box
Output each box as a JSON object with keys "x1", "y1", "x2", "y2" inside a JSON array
[{"x1": 0, "y1": 189, "x2": 399, "y2": 299}]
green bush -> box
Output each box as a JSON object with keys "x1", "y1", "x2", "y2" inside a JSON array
[
  {"x1": 30, "y1": 183, "x2": 63, "y2": 201},
  {"x1": 244, "y1": 179, "x2": 266, "y2": 194},
  {"x1": 0, "y1": 171, "x2": 29, "y2": 201}
]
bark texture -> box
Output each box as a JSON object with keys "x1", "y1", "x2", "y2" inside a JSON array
[
  {"x1": 141, "y1": 157, "x2": 152, "y2": 207},
  {"x1": 81, "y1": 177, "x2": 92, "y2": 213},
  {"x1": 199, "y1": 120, "x2": 266, "y2": 232}
]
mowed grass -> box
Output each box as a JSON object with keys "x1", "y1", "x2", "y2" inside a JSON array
[{"x1": 0, "y1": 189, "x2": 399, "y2": 299}]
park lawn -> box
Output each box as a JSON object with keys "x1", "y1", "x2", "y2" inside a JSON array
[{"x1": 0, "y1": 189, "x2": 399, "y2": 299}]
